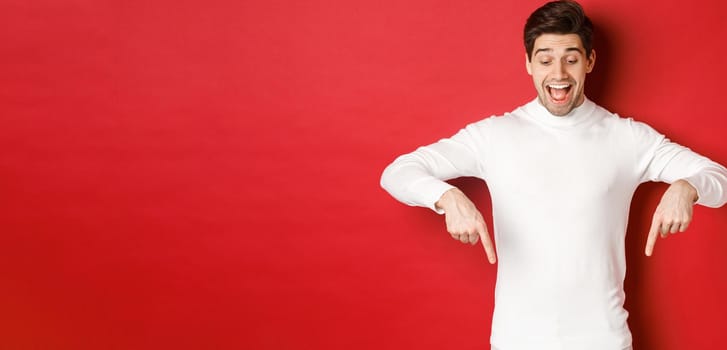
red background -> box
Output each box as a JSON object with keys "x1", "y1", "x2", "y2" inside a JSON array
[{"x1": 2, "y1": 0, "x2": 726, "y2": 348}]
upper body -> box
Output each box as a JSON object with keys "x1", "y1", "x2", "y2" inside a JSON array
[
  {"x1": 379, "y1": 1, "x2": 727, "y2": 349},
  {"x1": 381, "y1": 96, "x2": 727, "y2": 349}
]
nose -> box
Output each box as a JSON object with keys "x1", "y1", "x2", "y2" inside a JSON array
[
  {"x1": 551, "y1": 61, "x2": 568, "y2": 80},
  {"x1": 550, "y1": 60, "x2": 568, "y2": 80}
]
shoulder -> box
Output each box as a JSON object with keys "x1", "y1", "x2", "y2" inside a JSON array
[
  {"x1": 470, "y1": 113, "x2": 517, "y2": 128},
  {"x1": 469, "y1": 104, "x2": 530, "y2": 130},
  {"x1": 592, "y1": 104, "x2": 665, "y2": 142},
  {"x1": 444, "y1": 110, "x2": 523, "y2": 149}
]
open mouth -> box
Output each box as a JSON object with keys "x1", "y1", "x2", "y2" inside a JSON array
[{"x1": 546, "y1": 83, "x2": 572, "y2": 105}]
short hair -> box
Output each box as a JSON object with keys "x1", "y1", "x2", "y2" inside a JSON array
[{"x1": 524, "y1": 0, "x2": 593, "y2": 61}]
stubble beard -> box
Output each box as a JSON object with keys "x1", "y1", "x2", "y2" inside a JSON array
[{"x1": 539, "y1": 85, "x2": 585, "y2": 117}]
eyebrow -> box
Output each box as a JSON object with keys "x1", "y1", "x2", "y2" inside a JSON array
[{"x1": 534, "y1": 47, "x2": 584, "y2": 55}]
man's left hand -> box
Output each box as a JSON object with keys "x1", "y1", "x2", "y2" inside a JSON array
[{"x1": 645, "y1": 179, "x2": 698, "y2": 256}]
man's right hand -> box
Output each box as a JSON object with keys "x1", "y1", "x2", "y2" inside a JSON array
[{"x1": 436, "y1": 188, "x2": 497, "y2": 264}]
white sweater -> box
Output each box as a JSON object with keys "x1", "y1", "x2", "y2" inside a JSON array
[{"x1": 380, "y1": 98, "x2": 727, "y2": 350}]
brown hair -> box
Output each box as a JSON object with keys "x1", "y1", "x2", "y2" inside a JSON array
[{"x1": 524, "y1": 1, "x2": 593, "y2": 61}]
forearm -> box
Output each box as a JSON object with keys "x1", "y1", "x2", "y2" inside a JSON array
[
  {"x1": 380, "y1": 152, "x2": 457, "y2": 213},
  {"x1": 381, "y1": 126, "x2": 486, "y2": 212},
  {"x1": 642, "y1": 133, "x2": 727, "y2": 208},
  {"x1": 661, "y1": 153, "x2": 727, "y2": 208},
  {"x1": 682, "y1": 163, "x2": 727, "y2": 208}
]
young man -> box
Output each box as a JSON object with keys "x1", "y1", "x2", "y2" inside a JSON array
[{"x1": 380, "y1": 1, "x2": 727, "y2": 349}]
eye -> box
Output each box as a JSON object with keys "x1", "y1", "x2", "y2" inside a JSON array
[
  {"x1": 566, "y1": 58, "x2": 579, "y2": 64},
  {"x1": 540, "y1": 60, "x2": 551, "y2": 66}
]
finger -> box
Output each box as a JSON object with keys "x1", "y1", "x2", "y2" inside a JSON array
[
  {"x1": 459, "y1": 234, "x2": 469, "y2": 244},
  {"x1": 645, "y1": 218, "x2": 660, "y2": 256},
  {"x1": 476, "y1": 222, "x2": 496, "y2": 264},
  {"x1": 669, "y1": 223, "x2": 679, "y2": 234},
  {"x1": 468, "y1": 232, "x2": 479, "y2": 245},
  {"x1": 452, "y1": 233, "x2": 467, "y2": 244},
  {"x1": 660, "y1": 222, "x2": 670, "y2": 237},
  {"x1": 679, "y1": 221, "x2": 690, "y2": 232}
]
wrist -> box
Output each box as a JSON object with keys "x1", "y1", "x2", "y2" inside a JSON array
[
  {"x1": 435, "y1": 188, "x2": 460, "y2": 211},
  {"x1": 676, "y1": 179, "x2": 699, "y2": 203}
]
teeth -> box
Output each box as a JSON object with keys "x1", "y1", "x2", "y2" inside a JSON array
[{"x1": 547, "y1": 84, "x2": 570, "y2": 89}]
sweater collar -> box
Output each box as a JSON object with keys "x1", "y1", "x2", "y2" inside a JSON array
[{"x1": 522, "y1": 97, "x2": 596, "y2": 128}]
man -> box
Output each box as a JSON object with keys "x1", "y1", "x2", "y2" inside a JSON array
[{"x1": 379, "y1": 1, "x2": 727, "y2": 349}]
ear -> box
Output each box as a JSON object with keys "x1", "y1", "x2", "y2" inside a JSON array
[
  {"x1": 525, "y1": 52, "x2": 532, "y2": 75},
  {"x1": 586, "y1": 49, "x2": 596, "y2": 73}
]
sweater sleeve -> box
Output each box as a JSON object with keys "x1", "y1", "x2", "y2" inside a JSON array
[
  {"x1": 634, "y1": 120, "x2": 727, "y2": 208},
  {"x1": 380, "y1": 122, "x2": 488, "y2": 213}
]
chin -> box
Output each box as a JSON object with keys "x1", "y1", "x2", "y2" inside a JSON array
[
  {"x1": 538, "y1": 96, "x2": 572, "y2": 116},
  {"x1": 546, "y1": 105, "x2": 573, "y2": 116}
]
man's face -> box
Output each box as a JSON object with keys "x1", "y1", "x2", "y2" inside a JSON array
[{"x1": 526, "y1": 33, "x2": 596, "y2": 116}]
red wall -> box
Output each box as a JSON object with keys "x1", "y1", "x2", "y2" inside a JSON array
[{"x1": 2, "y1": 0, "x2": 726, "y2": 348}]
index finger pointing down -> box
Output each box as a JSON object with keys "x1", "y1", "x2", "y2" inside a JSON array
[
  {"x1": 645, "y1": 218, "x2": 660, "y2": 257},
  {"x1": 477, "y1": 222, "x2": 497, "y2": 264}
]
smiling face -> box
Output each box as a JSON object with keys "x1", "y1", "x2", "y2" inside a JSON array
[{"x1": 526, "y1": 33, "x2": 596, "y2": 116}]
